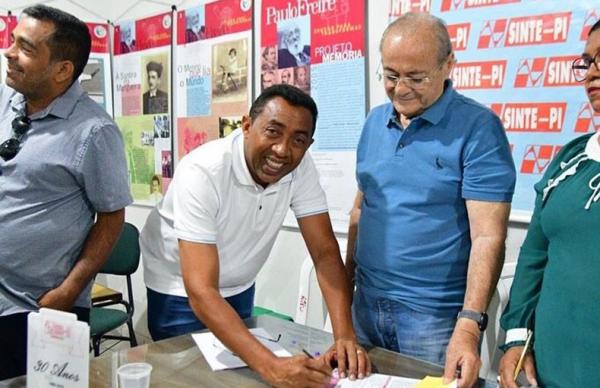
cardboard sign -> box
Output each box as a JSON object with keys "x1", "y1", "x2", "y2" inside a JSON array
[{"x1": 27, "y1": 308, "x2": 89, "y2": 388}]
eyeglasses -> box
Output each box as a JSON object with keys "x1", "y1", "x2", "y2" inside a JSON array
[
  {"x1": 0, "y1": 115, "x2": 31, "y2": 161},
  {"x1": 572, "y1": 52, "x2": 600, "y2": 82},
  {"x1": 376, "y1": 62, "x2": 441, "y2": 90}
]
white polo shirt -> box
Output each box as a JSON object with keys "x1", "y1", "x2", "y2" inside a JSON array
[{"x1": 141, "y1": 129, "x2": 328, "y2": 297}]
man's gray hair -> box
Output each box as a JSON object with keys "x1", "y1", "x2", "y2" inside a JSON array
[{"x1": 380, "y1": 12, "x2": 452, "y2": 65}]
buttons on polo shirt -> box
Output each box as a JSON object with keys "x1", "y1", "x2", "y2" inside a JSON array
[{"x1": 399, "y1": 143, "x2": 404, "y2": 149}]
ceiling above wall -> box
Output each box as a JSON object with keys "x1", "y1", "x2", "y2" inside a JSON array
[{"x1": 0, "y1": 0, "x2": 188, "y2": 23}]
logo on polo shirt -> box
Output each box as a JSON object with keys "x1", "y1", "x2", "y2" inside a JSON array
[
  {"x1": 514, "y1": 56, "x2": 580, "y2": 88},
  {"x1": 448, "y1": 23, "x2": 470, "y2": 51},
  {"x1": 451, "y1": 60, "x2": 506, "y2": 89},
  {"x1": 491, "y1": 103, "x2": 566, "y2": 132},
  {"x1": 478, "y1": 12, "x2": 570, "y2": 49},
  {"x1": 389, "y1": 0, "x2": 431, "y2": 16},
  {"x1": 580, "y1": 9, "x2": 599, "y2": 40},
  {"x1": 574, "y1": 103, "x2": 600, "y2": 133},
  {"x1": 520, "y1": 144, "x2": 562, "y2": 174},
  {"x1": 440, "y1": 0, "x2": 520, "y2": 12}
]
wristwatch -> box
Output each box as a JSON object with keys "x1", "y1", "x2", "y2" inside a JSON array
[{"x1": 457, "y1": 310, "x2": 488, "y2": 331}]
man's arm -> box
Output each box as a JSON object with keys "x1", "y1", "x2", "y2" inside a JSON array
[
  {"x1": 344, "y1": 191, "x2": 363, "y2": 289},
  {"x1": 444, "y1": 200, "x2": 510, "y2": 387},
  {"x1": 179, "y1": 240, "x2": 331, "y2": 388},
  {"x1": 38, "y1": 209, "x2": 125, "y2": 311},
  {"x1": 297, "y1": 212, "x2": 370, "y2": 380}
]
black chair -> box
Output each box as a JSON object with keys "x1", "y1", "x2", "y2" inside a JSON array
[{"x1": 90, "y1": 222, "x2": 140, "y2": 356}]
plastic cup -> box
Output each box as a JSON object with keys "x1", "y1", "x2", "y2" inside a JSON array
[{"x1": 117, "y1": 362, "x2": 152, "y2": 388}]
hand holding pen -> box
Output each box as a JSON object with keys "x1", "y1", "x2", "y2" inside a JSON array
[{"x1": 498, "y1": 331, "x2": 538, "y2": 388}]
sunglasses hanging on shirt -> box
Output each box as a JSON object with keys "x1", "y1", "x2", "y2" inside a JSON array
[{"x1": 0, "y1": 115, "x2": 32, "y2": 161}]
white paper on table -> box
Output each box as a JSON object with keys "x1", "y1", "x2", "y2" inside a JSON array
[
  {"x1": 335, "y1": 372, "x2": 420, "y2": 388},
  {"x1": 193, "y1": 328, "x2": 291, "y2": 371}
]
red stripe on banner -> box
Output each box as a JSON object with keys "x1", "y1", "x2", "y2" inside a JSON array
[
  {"x1": 389, "y1": 0, "x2": 432, "y2": 17},
  {"x1": 204, "y1": 0, "x2": 252, "y2": 39},
  {"x1": 440, "y1": 0, "x2": 520, "y2": 12},
  {"x1": 451, "y1": 60, "x2": 506, "y2": 89},
  {"x1": 513, "y1": 56, "x2": 579, "y2": 88},
  {"x1": 505, "y1": 12, "x2": 570, "y2": 47},
  {"x1": 448, "y1": 23, "x2": 470, "y2": 51},
  {"x1": 136, "y1": 13, "x2": 173, "y2": 50},
  {"x1": 493, "y1": 102, "x2": 567, "y2": 132}
]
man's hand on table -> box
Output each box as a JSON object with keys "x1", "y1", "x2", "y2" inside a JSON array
[
  {"x1": 324, "y1": 338, "x2": 371, "y2": 380},
  {"x1": 261, "y1": 355, "x2": 332, "y2": 388}
]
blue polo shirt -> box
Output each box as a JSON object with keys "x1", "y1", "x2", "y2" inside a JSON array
[{"x1": 355, "y1": 80, "x2": 515, "y2": 314}]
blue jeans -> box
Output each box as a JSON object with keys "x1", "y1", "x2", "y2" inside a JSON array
[
  {"x1": 352, "y1": 287, "x2": 458, "y2": 366},
  {"x1": 147, "y1": 285, "x2": 255, "y2": 341}
]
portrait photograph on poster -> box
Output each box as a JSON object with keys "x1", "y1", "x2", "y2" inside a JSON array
[
  {"x1": 278, "y1": 67, "x2": 293, "y2": 85},
  {"x1": 260, "y1": 69, "x2": 278, "y2": 91},
  {"x1": 119, "y1": 20, "x2": 136, "y2": 54},
  {"x1": 261, "y1": 45, "x2": 277, "y2": 71},
  {"x1": 185, "y1": 5, "x2": 206, "y2": 43},
  {"x1": 141, "y1": 54, "x2": 170, "y2": 115},
  {"x1": 211, "y1": 38, "x2": 248, "y2": 102},
  {"x1": 294, "y1": 65, "x2": 310, "y2": 94},
  {"x1": 277, "y1": 16, "x2": 311, "y2": 68}
]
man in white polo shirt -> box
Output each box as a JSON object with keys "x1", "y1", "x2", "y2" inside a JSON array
[{"x1": 141, "y1": 85, "x2": 369, "y2": 386}]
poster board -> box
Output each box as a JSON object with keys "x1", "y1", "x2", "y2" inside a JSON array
[
  {"x1": 175, "y1": 0, "x2": 253, "y2": 161},
  {"x1": 384, "y1": 0, "x2": 598, "y2": 221},
  {"x1": 113, "y1": 12, "x2": 173, "y2": 206},
  {"x1": 258, "y1": 0, "x2": 367, "y2": 232},
  {"x1": 82, "y1": 22, "x2": 113, "y2": 117}
]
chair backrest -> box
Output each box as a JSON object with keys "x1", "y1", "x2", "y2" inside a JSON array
[{"x1": 100, "y1": 222, "x2": 140, "y2": 276}]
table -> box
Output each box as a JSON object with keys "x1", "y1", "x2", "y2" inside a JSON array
[
  {"x1": 91, "y1": 283, "x2": 123, "y2": 305},
  {"x1": 1, "y1": 315, "x2": 496, "y2": 387}
]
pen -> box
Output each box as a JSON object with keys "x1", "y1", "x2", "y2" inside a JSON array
[
  {"x1": 513, "y1": 330, "x2": 533, "y2": 381},
  {"x1": 302, "y1": 348, "x2": 314, "y2": 359}
]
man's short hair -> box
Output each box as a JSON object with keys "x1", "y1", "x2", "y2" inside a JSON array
[
  {"x1": 22, "y1": 4, "x2": 91, "y2": 83},
  {"x1": 380, "y1": 12, "x2": 452, "y2": 65},
  {"x1": 146, "y1": 61, "x2": 163, "y2": 78},
  {"x1": 250, "y1": 84, "x2": 318, "y2": 136}
]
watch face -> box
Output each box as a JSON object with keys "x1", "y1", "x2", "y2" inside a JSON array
[{"x1": 480, "y1": 313, "x2": 488, "y2": 331}]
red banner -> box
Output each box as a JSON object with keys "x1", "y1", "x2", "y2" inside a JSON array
[
  {"x1": 114, "y1": 13, "x2": 172, "y2": 55},
  {"x1": 177, "y1": 0, "x2": 252, "y2": 45},
  {"x1": 451, "y1": 60, "x2": 506, "y2": 89},
  {"x1": 0, "y1": 15, "x2": 17, "y2": 49},
  {"x1": 262, "y1": 0, "x2": 365, "y2": 66},
  {"x1": 87, "y1": 23, "x2": 109, "y2": 53},
  {"x1": 513, "y1": 55, "x2": 579, "y2": 88},
  {"x1": 491, "y1": 102, "x2": 567, "y2": 132},
  {"x1": 440, "y1": 0, "x2": 519, "y2": 12}
]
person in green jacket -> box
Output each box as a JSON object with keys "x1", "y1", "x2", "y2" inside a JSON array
[{"x1": 498, "y1": 19, "x2": 600, "y2": 388}]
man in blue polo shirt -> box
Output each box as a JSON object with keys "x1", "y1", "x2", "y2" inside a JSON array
[{"x1": 345, "y1": 12, "x2": 515, "y2": 387}]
